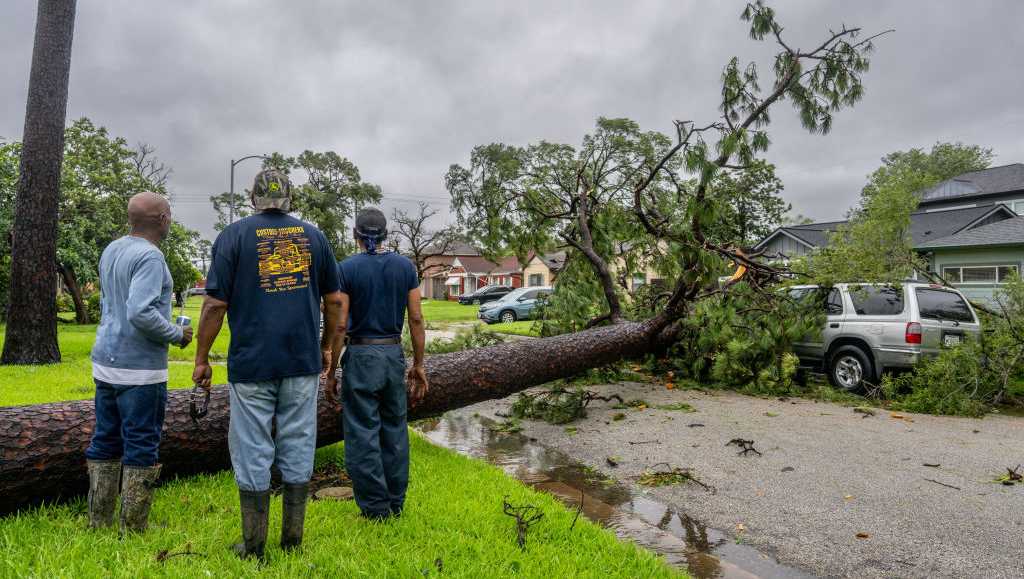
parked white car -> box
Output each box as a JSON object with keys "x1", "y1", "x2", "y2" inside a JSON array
[{"x1": 788, "y1": 282, "x2": 980, "y2": 391}]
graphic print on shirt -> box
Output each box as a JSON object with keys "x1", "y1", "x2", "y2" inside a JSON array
[{"x1": 256, "y1": 226, "x2": 312, "y2": 293}]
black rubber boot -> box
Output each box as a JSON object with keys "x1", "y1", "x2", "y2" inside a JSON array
[
  {"x1": 86, "y1": 459, "x2": 121, "y2": 529},
  {"x1": 232, "y1": 489, "x2": 270, "y2": 560},
  {"x1": 280, "y1": 482, "x2": 309, "y2": 551},
  {"x1": 119, "y1": 464, "x2": 161, "y2": 535}
]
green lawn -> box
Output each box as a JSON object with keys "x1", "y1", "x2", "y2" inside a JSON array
[
  {"x1": 421, "y1": 299, "x2": 481, "y2": 323},
  {"x1": 0, "y1": 438, "x2": 679, "y2": 578},
  {"x1": 0, "y1": 297, "x2": 229, "y2": 406},
  {"x1": 488, "y1": 321, "x2": 540, "y2": 337}
]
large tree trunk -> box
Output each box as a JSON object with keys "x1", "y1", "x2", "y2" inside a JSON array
[
  {"x1": 1, "y1": 0, "x2": 77, "y2": 364},
  {"x1": 0, "y1": 320, "x2": 666, "y2": 515},
  {"x1": 58, "y1": 263, "x2": 89, "y2": 324}
]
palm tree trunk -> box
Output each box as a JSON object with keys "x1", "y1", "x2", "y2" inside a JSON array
[{"x1": 1, "y1": 0, "x2": 77, "y2": 364}]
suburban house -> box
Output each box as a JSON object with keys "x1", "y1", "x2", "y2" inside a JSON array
[
  {"x1": 419, "y1": 243, "x2": 524, "y2": 299},
  {"x1": 522, "y1": 251, "x2": 566, "y2": 286},
  {"x1": 754, "y1": 163, "x2": 1024, "y2": 303}
]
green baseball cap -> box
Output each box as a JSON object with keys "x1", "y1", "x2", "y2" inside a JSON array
[{"x1": 251, "y1": 169, "x2": 292, "y2": 212}]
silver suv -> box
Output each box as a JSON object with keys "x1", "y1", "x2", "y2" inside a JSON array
[{"x1": 789, "y1": 282, "x2": 980, "y2": 391}]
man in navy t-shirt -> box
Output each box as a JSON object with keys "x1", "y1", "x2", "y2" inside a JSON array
[
  {"x1": 325, "y1": 207, "x2": 428, "y2": 520},
  {"x1": 193, "y1": 169, "x2": 343, "y2": 559}
]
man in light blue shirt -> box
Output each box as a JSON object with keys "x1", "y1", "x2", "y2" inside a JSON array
[{"x1": 85, "y1": 191, "x2": 192, "y2": 535}]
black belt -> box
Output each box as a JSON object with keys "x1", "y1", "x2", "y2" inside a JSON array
[{"x1": 347, "y1": 336, "x2": 401, "y2": 345}]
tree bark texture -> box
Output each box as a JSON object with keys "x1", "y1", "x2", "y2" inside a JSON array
[
  {"x1": 2, "y1": 0, "x2": 77, "y2": 364},
  {"x1": 58, "y1": 263, "x2": 89, "y2": 324},
  {"x1": 0, "y1": 320, "x2": 664, "y2": 515}
]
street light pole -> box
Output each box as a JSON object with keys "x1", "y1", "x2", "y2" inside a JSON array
[{"x1": 229, "y1": 155, "x2": 269, "y2": 224}]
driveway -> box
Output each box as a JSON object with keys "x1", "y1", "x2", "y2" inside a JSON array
[{"x1": 458, "y1": 382, "x2": 1024, "y2": 578}]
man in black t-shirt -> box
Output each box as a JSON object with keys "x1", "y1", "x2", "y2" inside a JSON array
[
  {"x1": 325, "y1": 208, "x2": 428, "y2": 520},
  {"x1": 193, "y1": 170, "x2": 343, "y2": 560}
]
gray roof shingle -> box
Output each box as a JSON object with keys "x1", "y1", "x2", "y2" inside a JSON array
[
  {"x1": 918, "y1": 163, "x2": 1024, "y2": 204},
  {"x1": 759, "y1": 205, "x2": 1015, "y2": 250},
  {"x1": 916, "y1": 216, "x2": 1024, "y2": 249}
]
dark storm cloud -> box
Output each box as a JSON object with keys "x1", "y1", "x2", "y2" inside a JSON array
[{"x1": 2, "y1": 1, "x2": 1023, "y2": 238}]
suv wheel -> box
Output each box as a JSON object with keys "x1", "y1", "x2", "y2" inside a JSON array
[
  {"x1": 827, "y1": 346, "x2": 873, "y2": 392},
  {"x1": 500, "y1": 310, "x2": 516, "y2": 324}
]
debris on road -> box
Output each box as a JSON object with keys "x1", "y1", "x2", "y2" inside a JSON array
[
  {"x1": 637, "y1": 463, "x2": 714, "y2": 492},
  {"x1": 727, "y1": 438, "x2": 763, "y2": 456}
]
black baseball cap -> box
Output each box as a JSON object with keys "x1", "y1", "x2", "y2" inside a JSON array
[{"x1": 355, "y1": 207, "x2": 387, "y2": 238}]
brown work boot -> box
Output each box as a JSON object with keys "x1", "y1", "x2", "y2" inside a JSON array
[
  {"x1": 232, "y1": 489, "x2": 271, "y2": 560},
  {"x1": 280, "y1": 482, "x2": 309, "y2": 551},
  {"x1": 86, "y1": 459, "x2": 121, "y2": 529},
  {"x1": 119, "y1": 464, "x2": 161, "y2": 535}
]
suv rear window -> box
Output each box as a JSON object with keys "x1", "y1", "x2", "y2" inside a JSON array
[
  {"x1": 915, "y1": 288, "x2": 974, "y2": 323},
  {"x1": 849, "y1": 286, "x2": 904, "y2": 315}
]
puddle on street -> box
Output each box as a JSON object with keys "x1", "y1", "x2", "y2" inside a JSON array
[{"x1": 416, "y1": 414, "x2": 812, "y2": 579}]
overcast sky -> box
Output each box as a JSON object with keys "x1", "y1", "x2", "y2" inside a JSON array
[{"x1": 2, "y1": 1, "x2": 1023, "y2": 240}]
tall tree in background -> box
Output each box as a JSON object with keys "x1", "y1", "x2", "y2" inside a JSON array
[
  {"x1": 3, "y1": 0, "x2": 77, "y2": 364},
  {"x1": 860, "y1": 142, "x2": 993, "y2": 205},
  {"x1": 812, "y1": 142, "x2": 994, "y2": 284},
  {"x1": 390, "y1": 202, "x2": 460, "y2": 281},
  {"x1": 248, "y1": 151, "x2": 383, "y2": 258},
  {"x1": 1, "y1": 120, "x2": 203, "y2": 325},
  {"x1": 711, "y1": 160, "x2": 788, "y2": 247}
]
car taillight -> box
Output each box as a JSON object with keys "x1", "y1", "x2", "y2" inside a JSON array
[{"x1": 905, "y1": 322, "x2": 922, "y2": 344}]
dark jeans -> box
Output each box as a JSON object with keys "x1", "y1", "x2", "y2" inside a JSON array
[
  {"x1": 85, "y1": 379, "x2": 167, "y2": 467},
  {"x1": 341, "y1": 344, "x2": 409, "y2": 516}
]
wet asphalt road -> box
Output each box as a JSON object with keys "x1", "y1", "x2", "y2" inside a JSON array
[{"x1": 455, "y1": 382, "x2": 1024, "y2": 579}]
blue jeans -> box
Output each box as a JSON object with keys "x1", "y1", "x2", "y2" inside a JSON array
[
  {"x1": 85, "y1": 379, "x2": 167, "y2": 467},
  {"x1": 228, "y1": 374, "x2": 319, "y2": 492},
  {"x1": 341, "y1": 344, "x2": 409, "y2": 516}
]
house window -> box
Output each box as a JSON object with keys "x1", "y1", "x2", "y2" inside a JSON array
[
  {"x1": 942, "y1": 265, "x2": 1019, "y2": 284},
  {"x1": 528, "y1": 273, "x2": 544, "y2": 286},
  {"x1": 1001, "y1": 200, "x2": 1024, "y2": 214}
]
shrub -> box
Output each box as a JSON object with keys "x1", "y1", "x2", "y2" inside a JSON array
[
  {"x1": 880, "y1": 279, "x2": 1024, "y2": 416},
  {"x1": 882, "y1": 337, "x2": 996, "y2": 417},
  {"x1": 85, "y1": 291, "x2": 101, "y2": 323},
  {"x1": 56, "y1": 292, "x2": 75, "y2": 313}
]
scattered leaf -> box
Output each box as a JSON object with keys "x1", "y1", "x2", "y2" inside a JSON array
[
  {"x1": 665, "y1": 382, "x2": 675, "y2": 390},
  {"x1": 565, "y1": 426, "x2": 577, "y2": 435},
  {"x1": 735, "y1": 523, "x2": 746, "y2": 532},
  {"x1": 656, "y1": 402, "x2": 695, "y2": 412},
  {"x1": 606, "y1": 456, "x2": 620, "y2": 468},
  {"x1": 764, "y1": 412, "x2": 779, "y2": 417},
  {"x1": 844, "y1": 495, "x2": 854, "y2": 501},
  {"x1": 781, "y1": 466, "x2": 795, "y2": 472},
  {"x1": 922, "y1": 463, "x2": 940, "y2": 468},
  {"x1": 612, "y1": 413, "x2": 626, "y2": 421},
  {"x1": 856, "y1": 532, "x2": 870, "y2": 539},
  {"x1": 890, "y1": 413, "x2": 905, "y2": 419}
]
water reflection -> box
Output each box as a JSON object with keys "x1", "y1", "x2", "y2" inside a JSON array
[{"x1": 417, "y1": 413, "x2": 811, "y2": 579}]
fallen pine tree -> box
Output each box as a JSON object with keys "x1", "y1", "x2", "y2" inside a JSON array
[
  {"x1": 1, "y1": 5, "x2": 882, "y2": 516},
  {"x1": 0, "y1": 320, "x2": 666, "y2": 515}
]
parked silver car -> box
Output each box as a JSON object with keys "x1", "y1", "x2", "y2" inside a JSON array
[{"x1": 789, "y1": 282, "x2": 980, "y2": 391}]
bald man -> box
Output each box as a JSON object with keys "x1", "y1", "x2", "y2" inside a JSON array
[{"x1": 85, "y1": 191, "x2": 193, "y2": 535}]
